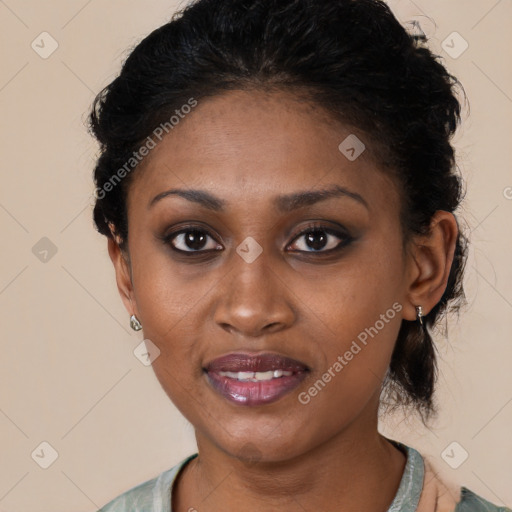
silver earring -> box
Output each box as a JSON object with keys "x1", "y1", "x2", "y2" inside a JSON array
[
  {"x1": 130, "y1": 314, "x2": 142, "y2": 331},
  {"x1": 415, "y1": 306, "x2": 424, "y2": 326}
]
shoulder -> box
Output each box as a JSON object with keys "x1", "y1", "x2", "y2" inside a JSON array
[
  {"x1": 455, "y1": 487, "x2": 512, "y2": 512},
  {"x1": 97, "y1": 453, "x2": 198, "y2": 512},
  {"x1": 404, "y1": 443, "x2": 510, "y2": 512}
]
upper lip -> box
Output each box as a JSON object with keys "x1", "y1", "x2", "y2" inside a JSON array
[{"x1": 204, "y1": 352, "x2": 309, "y2": 373}]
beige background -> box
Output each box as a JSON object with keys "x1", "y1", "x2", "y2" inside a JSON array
[{"x1": 0, "y1": 1, "x2": 511, "y2": 510}]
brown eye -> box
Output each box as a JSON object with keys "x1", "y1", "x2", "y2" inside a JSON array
[
  {"x1": 165, "y1": 228, "x2": 222, "y2": 253},
  {"x1": 288, "y1": 225, "x2": 352, "y2": 253}
]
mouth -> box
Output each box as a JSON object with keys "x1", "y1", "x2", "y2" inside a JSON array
[{"x1": 203, "y1": 352, "x2": 309, "y2": 406}]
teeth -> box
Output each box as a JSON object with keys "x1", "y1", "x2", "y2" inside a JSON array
[
  {"x1": 237, "y1": 371, "x2": 255, "y2": 380},
  {"x1": 218, "y1": 370, "x2": 294, "y2": 381},
  {"x1": 255, "y1": 371, "x2": 275, "y2": 381}
]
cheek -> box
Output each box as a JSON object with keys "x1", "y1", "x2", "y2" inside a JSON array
[
  {"x1": 128, "y1": 256, "x2": 203, "y2": 386},
  {"x1": 297, "y1": 307, "x2": 402, "y2": 433},
  {"x1": 298, "y1": 230, "x2": 405, "y2": 400},
  {"x1": 303, "y1": 230, "x2": 405, "y2": 336},
  {"x1": 129, "y1": 241, "x2": 203, "y2": 335}
]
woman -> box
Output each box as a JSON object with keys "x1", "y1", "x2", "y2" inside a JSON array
[{"x1": 89, "y1": 0, "x2": 510, "y2": 510}]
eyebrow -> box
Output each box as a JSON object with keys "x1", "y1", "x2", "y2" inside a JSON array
[{"x1": 148, "y1": 184, "x2": 368, "y2": 212}]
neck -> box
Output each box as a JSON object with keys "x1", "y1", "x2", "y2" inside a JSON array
[{"x1": 173, "y1": 399, "x2": 407, "y2": 512}]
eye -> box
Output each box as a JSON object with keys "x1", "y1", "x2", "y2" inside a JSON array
[
  {"x1": 160, "y1": 222, "x2": 352, "y2": 256},
  {"x1": 164, "y1": 227, "x2": 222, "y2": 253},
  {"x1": 288, "y1": 224, "x2": 351, "y2": 253}
]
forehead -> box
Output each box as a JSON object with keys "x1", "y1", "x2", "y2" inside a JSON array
[{"x1": 128, "y1": 89, "x2": 399, "y2": 214}]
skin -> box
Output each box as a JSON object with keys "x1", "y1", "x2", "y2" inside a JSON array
[{"x1": 108, "y1": 89, "x2": 458, "y2": 512}]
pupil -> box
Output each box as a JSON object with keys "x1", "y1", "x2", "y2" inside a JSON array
[
  {"x1": 186, "y1": 231, "x2": 206, "y2": 250},
  {"x1": 306, "y1": 231, "x2": 327, "y2": 251}
]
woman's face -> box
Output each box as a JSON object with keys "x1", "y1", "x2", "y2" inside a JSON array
[{"x1": 113, "y1": 89, "x2": 417, "y2": 462}]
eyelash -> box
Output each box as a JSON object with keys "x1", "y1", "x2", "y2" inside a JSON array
[{"x1": 160, "y1": 222, "x2": 353, "y2": 257}]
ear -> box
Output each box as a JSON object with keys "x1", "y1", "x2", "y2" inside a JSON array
[
  {"x1": 403, "y1": 211, "x2": 458, "y2": 321},
  {"x1": 107, "y1": 237, "x2": 138, "y2": 318}
]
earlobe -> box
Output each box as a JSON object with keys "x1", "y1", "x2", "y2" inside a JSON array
[
  {"x1": 404, "y1": 211, "x2": 458, "y2": 322},
  {"x1": 107, "y1": 237, "x2": 137, "y2": 317}
]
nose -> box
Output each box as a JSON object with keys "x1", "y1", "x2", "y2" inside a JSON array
[{"x1": 213, "y1": 251, "x2": 296, "y2": 338}]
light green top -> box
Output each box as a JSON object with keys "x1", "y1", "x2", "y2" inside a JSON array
[{"x1": 97, "y1": 442, "x2": 510, "y2": 512}]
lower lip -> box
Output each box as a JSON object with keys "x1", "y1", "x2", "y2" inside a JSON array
[{"x1": 205, "y1": 371, "x2": 308, "y2": 406}]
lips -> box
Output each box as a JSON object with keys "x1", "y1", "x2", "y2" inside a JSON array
[
  {"x1": 205, "y1": 352, "x2": 309, "y2": 373},
  {"x1": 204, "y1": 352, "x2": 309, "y2": 406}
]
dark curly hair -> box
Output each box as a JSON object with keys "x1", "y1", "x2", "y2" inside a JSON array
[{"x1": 88, "y1": 0, "x2": 468, "y2": 423}]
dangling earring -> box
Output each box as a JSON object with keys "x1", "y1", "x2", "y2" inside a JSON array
[
  {"x1": 130, "y1": 314, "x2": 142, "y2": 331},
  {"x1": 415, "y1": 306, "x2": 424, "y2": 326}
]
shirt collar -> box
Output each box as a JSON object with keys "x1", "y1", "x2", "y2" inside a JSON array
[{"x1": 386, "y1": 441, "x2": 425, "y2": 512}]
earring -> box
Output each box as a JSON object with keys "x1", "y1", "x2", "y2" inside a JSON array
[
  {"x1": 415, "y1": 306, "x2": 424, "y2": 326},
  {"x1": 130, "y1": 314, "x2": 142, "y2": 331}
]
